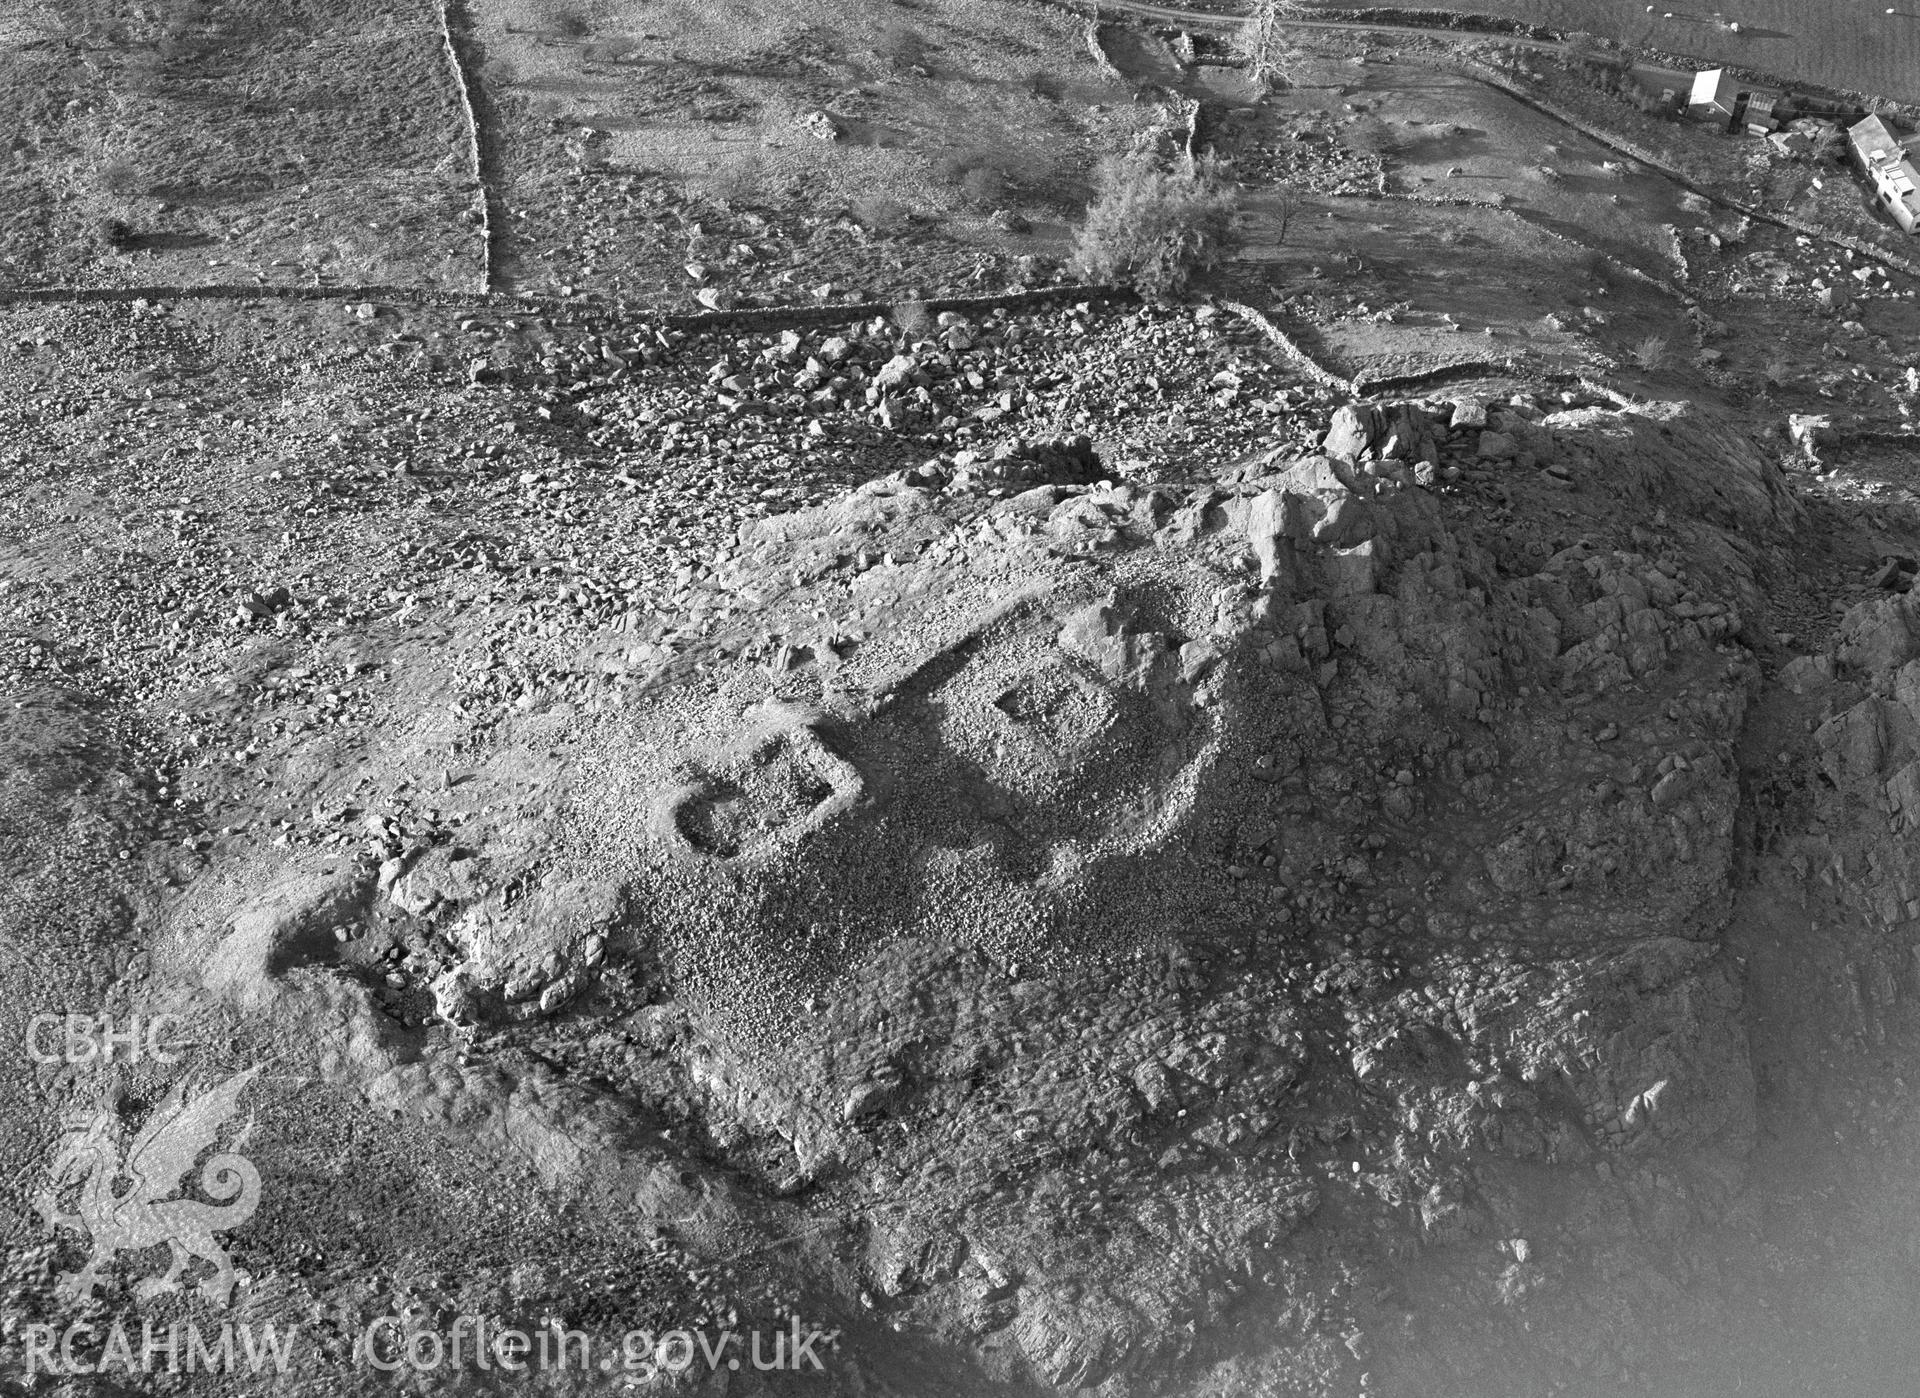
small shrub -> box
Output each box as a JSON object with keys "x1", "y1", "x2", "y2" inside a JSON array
[
  {"x1": 876, "y1": 22, "x2": 925, "y2": 72},
  {"x1": 1026, "y1": 69, "x2": 1064, "y2": 102},
  {"x1": 96, "y1": 161, "x2": 144, "y2": 197},
  {"x1": 935, "y1": 147, "x2": 1008, "y2": 208},
  {"x1": 932, "y1": 148, "x2": 980, "y2": 182},
  {"x1": 1561, "y1": 31, "x2": 1601, "y2": 70},
  {"x1": 154, "y1": 0, "x2": 207, "y2": 56},
  {"x1": 891, "y1": 300, "x2": 932, "y2": 337},
  {"x1": 1272, "y1": 179, "x2": 1301, "y2": 245},
  {"x1": 692, "y1": 92, "x2": 750, "y2": 123},
  {"x1": 852, "y1": 194, "x2": 909, "y2": 233},
  {"x1": 1630, "y1": 334, "x2": 1668, "y2": 371},
  {"x1": 961, "y1": 164, "x2": 1005, "y2": 208},
  {"x1": 545, "y1": 5, "x2": 589, "y2": 39},
  {"x1": 93, "y1": 216, "x2": 133, "y2": 252},
  {"x1": 710, "y1": 156, "x2": 765, "y2": 208},
  {"x1": 1069, "y1": 153, "x2": 1240, "y2": 298},
  {"x1": 1626, "y1": 85, "x2": 1675, "y2": 119}
]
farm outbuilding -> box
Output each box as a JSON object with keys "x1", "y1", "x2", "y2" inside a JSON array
[
  {"x1": 1687, "y1": 69, "x2": 1739, "y2": 122},
  {"x1": 1773, "y1": 93, "x2": 1869, "y2": 126},
  {"x1": 1848, "y1": 114, "x2": 1920, "y2": 233}
]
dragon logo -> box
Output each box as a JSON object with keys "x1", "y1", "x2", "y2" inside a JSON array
[{"x1": 35, "y1": 1066, "x2": 263, "y2": 1307}]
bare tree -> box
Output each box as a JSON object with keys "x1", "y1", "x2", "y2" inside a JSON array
[
  {"x1": 1233, "y1": 0, "x2": 1307, "y2": 92},
  {"x1": 1273, "y1": 179, "x2": 1302, "y2": 245}
]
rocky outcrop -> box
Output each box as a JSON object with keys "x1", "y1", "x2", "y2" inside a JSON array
[
  {"x1": 413, "y1": 396, "x2": 1785, "y2": 1391},
  {"x1": 169, "y1": 393, "x2": 1814, "y2": 1396}
]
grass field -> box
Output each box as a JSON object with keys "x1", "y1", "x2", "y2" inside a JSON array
[
  {"x1": 460, "y1": 0, "x2": 1144, "y2": 302},
  {"x1": 1307, "y1": 0, "x2": 1920, "y2": 104},
  {"x1": 0, "y1": 0, "x2": 478, "y2": 288}
]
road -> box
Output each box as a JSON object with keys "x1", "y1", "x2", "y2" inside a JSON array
[{"x1": 1076, "y1": 0, "x2": 1699, "y2": 92}]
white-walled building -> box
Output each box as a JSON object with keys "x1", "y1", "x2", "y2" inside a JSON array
[
  {"x1": 1687, "y1": 69, "x2": 1739, "y2": 122},
  {"x1": 1849, "y1": 114, "x2": 1920, "y2": 233}
]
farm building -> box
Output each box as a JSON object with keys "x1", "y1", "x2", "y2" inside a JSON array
[
  {"x1": 1848, "y1": 114, "x2": 1920, "y2": 233},
  {"x1": 1687, "y1": 68, "x2": 1739, "y2": 122},
  {"x1": 1773, "y1": 93, "x2": 1869, "y2": 126}
]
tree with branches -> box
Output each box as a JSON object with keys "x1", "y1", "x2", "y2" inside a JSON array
[
  {"x1": 1070, "y1": 153, "x2": 1241, "y2": 298},
  {"x1": 1233, "y1": 0, "x2": 1307, "y2": 92}
]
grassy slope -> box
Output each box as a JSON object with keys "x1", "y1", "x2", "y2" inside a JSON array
[{"x1": 0, "y1": 0, "x2": 475, "y2": 288}]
